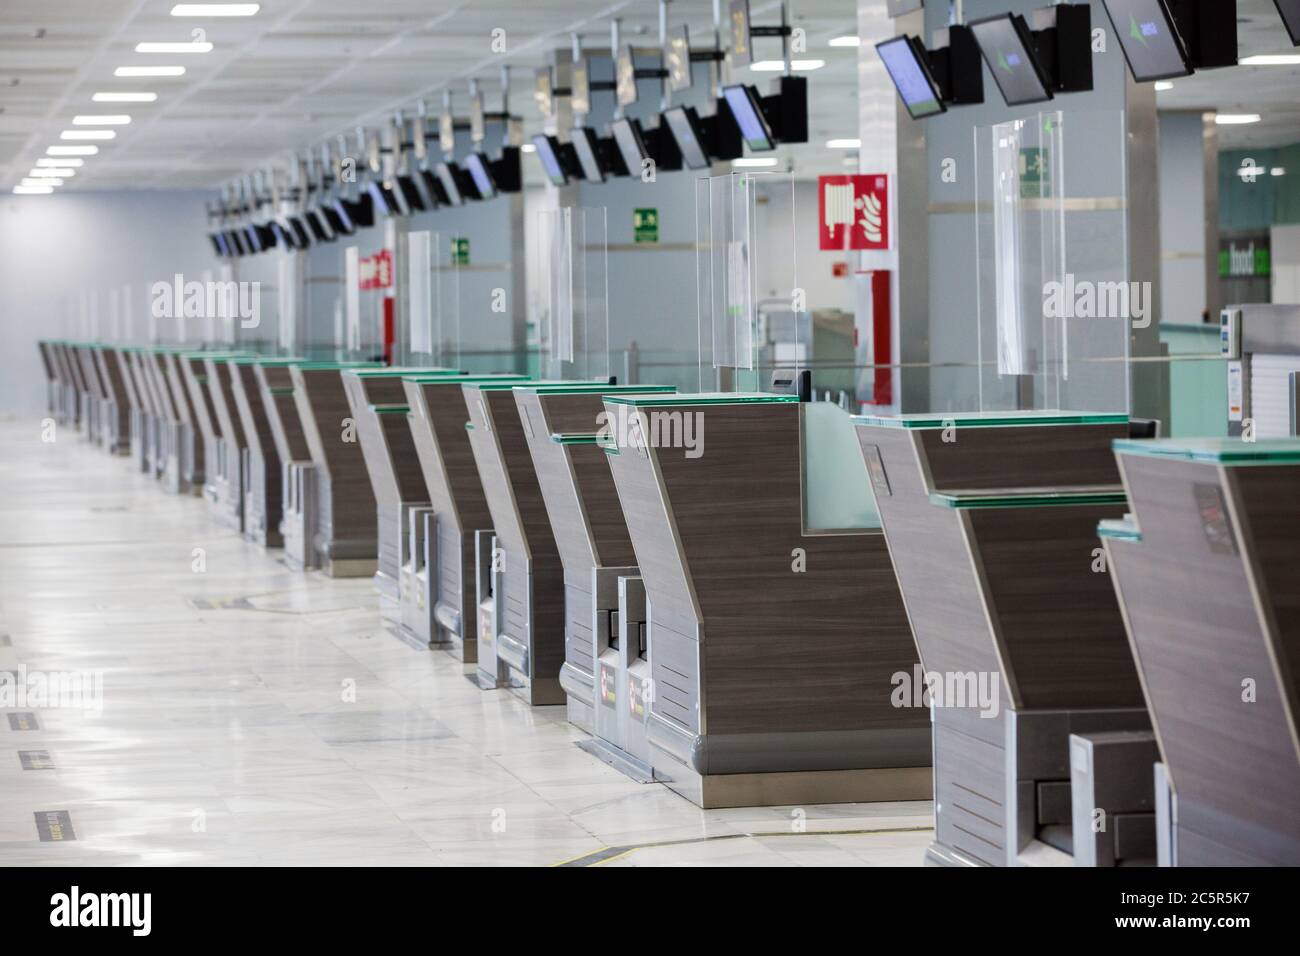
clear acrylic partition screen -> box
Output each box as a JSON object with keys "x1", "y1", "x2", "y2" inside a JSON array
[
  {"x1": 695, "y1": 171, "x2": 803, "y2": 392},
  {"x1": 534, "y1": 206, "x2": 610, "y2": 381},
  {"x1": 974, "y1": 111, "x2": 1130, "y2": 414},
  {"x1": 406, "y1": 230, "x2": 458, "y2": 367}
]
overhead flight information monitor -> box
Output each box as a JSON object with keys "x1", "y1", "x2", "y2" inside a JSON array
[
  {"x1": 1102, "y1": 0, "x2": 1193, "y2": 81},
  {"x1": 664, "y1": 106, "x2": 710, "y2": 169},
  {"x1": 571, "y1": 127, "x2": 607, "y2": 183},
  {"x1": 876, "y1": 35, "x2": 946, "y2": 119},
  {"x1": 611, "y1": 117, "x2": 649, "y2": 174},
  {"x1": 970, "y1": 13, "x2": 1054, "y2": 106},
  {"x1": 722, "y1": 84, "x2": 775, "y2": 151}
]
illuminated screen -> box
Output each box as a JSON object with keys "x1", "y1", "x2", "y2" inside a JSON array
[
  {"x1": 1102, "y1": 0, "x2": 1192, "y2": 81},
  {"x1": 532, "y1": 135, "x2": 567, "y2": 186},
  {"x1": 876, "y1": 35, "x2": 945, "y2": 119},
  {"x1": 572, "y1": 128, "x2": 605, "y2": 183},
  {"x1": 466, "y1": 153, "x2": 495, "y2": 200},
  {"x1": 664, "y1": 107, "x2": 710, "y2": 170},
  {"x1": 611, "y1": 118, "x2": 647, "y2": 174},
  {"x1": 970, "y1": 14, "x2": 1052, "y2": 106},
  {"x1": 722, "y1": 84, "x2": 775, "y2": 151}
]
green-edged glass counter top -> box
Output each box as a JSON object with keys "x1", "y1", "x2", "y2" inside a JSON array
[
  {"x1": 603, "y1": 391, "x2": 799, "y2": 407},
  {"x1": 929, "y1": 486, "x2": 1127, "y2": 509},
  {"x1": 231, "y1": 355, "x2": 307, "y2": 366},
  {"x1": 854, "y1": 409, "x2": 1129, "y2": 429},
  {"x1": 1097, "y1": 517, "x2": 1142, "y2": 542},
  {"x1": 345, "y1": 366, "x2": 462, "y2": 378},
  {"x1": 520, "y1": 383, "x2": 675, "y2": 396},
  {"x1": 368, "y1": 403, "x2": 411, "y2": 415},
  {"x1": 402, "y1": 373, "x2": 531, "y2": 385},
  {"x1": 1113, "y1": 437, "x2": 1300, "y2": 465},
  {"x1": 467, "y1": 379, "x2": 575, "y2": 391}
]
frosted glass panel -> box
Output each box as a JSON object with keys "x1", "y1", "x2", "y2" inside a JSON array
[{"x1": 802, "y1": 402, "x2": 881, "y2": 531}]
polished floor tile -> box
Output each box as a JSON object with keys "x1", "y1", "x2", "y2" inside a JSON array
[{"x1": 0, "y1": 417, "x2": 933, "y2": 866}]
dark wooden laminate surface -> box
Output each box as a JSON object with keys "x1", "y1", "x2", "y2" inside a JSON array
[
  {"x1": 291, "y1": 366, "x2": 377, "y2": 544},
  {"x1": 256, "y1": 365, "x2": 311, "y2": 463},
  {"x1": 920, "y1": 423, "x2": 1127, "y2": 491},
  {"x1": 204, "y1": 359, "x2": 247, "y2": 451},
  {"x1": 113, "y1": 350, "x2": 140, "y2": 410},
  {"x1": 180, "y1": 357, "x2": 221, "y2": 442}
]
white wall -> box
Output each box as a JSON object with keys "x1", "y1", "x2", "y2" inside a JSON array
[{"x1": 0, "y1": 189, "x2": 214, "y2": 414}]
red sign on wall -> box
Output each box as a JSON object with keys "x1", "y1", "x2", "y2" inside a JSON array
[
  {"x1": 818, "y1": 174, "x2": 888, "y2": 251},
  {"x1": 358, "y1": 249, "x2": 393, "y2": 290}
]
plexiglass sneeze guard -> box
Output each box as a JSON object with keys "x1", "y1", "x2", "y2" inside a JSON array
[
  {"x1": 534, "y1": 206, "x2": 610, "y2": 381},
  {"x1": 973, "y1": 110, "x2": 1131, "y2": 414},
  {"x1": 404, "y1": 229, "x2": 466, "y2": 369}
]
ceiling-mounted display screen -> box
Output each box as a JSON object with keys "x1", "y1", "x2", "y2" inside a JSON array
[
  {"x1": 571, "y1": 56, "x2": 591, "y2": 114},
  {"x1": 721, "y1": 84, "x2": 775, "y2": 151},
  {"x1": 571, "y1": 127, "x2": 606, "y2": 183},
  {"x1": 611, "y1": 117, "x2": 649, "y2": 174},
  {"x1": 465, "y1": 153, "x2": 496, "y2": 200},
  {"x1": 1278, "y1": 0, "x2": 1300, "y2": 44},
  {"x1": 663, "y1": 106, "x2": 710, "y2": 170},
  {"x1": 616, "y1": 46, "x2": 638, "y2": 106},
  {"x1": 435, "y1": 162, "x2": 464, "y2": 206},
  {"x1": 532, "y1": 134, "x2": 568, "y2": 186},
  {"x1": 534, "y1": 67, "x2": 554, "y2": 117},
  {"x1": 876, "y1": 35, "x2": 946, "y2": 119},
  {"x1": 729, "y1": 0, "x2": 753, "y2": 67},
  {"x1": 969, "y1": 13, "x2": 1054, "y2": 106},
  {"x1": 667, "y1": 25, "x2": 693, "y2": 91},
  {"x1": 1101, "y1": 0, "x2": 1193, "y2": 81}
]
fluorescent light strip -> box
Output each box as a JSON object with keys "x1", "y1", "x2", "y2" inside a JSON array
[
  {"x1": 22, "y1": 178, "x2": 64, "y2": 187},
  {"x1": 170, "y1": 3, "x2": 260, "y2": 15},
  {"x1": 37, "y1": 157, "x2": 83, "y2": 167},
  {"x1": 30, "y1": 168, "x2": 76, "y2": 178},
  {"x1": 61, "y1": 130, "x2": 117, "y2": 141},
  {"x1": 750, "y1": 59, "x2": 825, "y2": 71},
  {"x1": 1241, "y1": 54, "x2": 1300, "y2": 66},
  {"x1": 826, "y1": 138, "x2": 862, "y2": 149},
  {"x1": 828, "y1": 36, "x2": 861, "y2": 47},
  {"x1": 135, "y1": 41, "x2": 214, "y2": 53},
  {"x1": 93, "y1": 92, "x2": 158, "y2": 102},
  {"x1": 73, "y1": 115, "x2": 132, "y2": 125},
  {"x1": 47, "y1": 145, "x2": 99, "y2": 155},
  {"x1": 114, "y1": 66, "x2": 186, "y2": 77},
  {"x1": 13, "y1": 186, "x2": 54, "y2": 195},
  {"x1": 1216, "y1": 114, "x2": 1261, "y2": 125},
  {"x1": 733, "y1": 158, "x2": 779, "y2": 168}
]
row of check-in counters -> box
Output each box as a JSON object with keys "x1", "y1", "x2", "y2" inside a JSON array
[{"x1": 36, "y1": 339, "x2": 1300, "y2": 867}]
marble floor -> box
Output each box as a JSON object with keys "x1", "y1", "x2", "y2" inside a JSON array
[{"x1": 0, "y1": 416, "x2": 933, "y2": 866}]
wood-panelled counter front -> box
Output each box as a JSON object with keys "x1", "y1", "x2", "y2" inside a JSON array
[
  {"x1": 602, "y1": 393, "x2": 930, "y2": 809},
  {"x1": 854, "y1": 410, "x2": 1149, "y2": 866},
  {"x1": 1109, "y1": 437, "x2": 1300, "y2": 866},
  {"x1": 515, "y1": 383, "x2": 676, "y2": 744}
]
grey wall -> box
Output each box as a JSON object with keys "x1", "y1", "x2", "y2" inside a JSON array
[
  {"x1": 1159, "y1": 111, "x2": 1217, "y2": 324},
  {"x1": 0, "y1": 189, "x2": 214, "y2": 415}
]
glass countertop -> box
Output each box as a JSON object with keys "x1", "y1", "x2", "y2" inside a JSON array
[
  {"x1": 1097, "y1": 517, "x2": 1142, "y2": 541},
  {"x1": 1114, "y1": 437, "x2": 1300, "y2": 465},
  {"x1": 604, "y1": 392, "x2": 799, "y2": 407},
  {"x1": 854, "y1": 409, "x2": 1129, "y2": 429},
  {"x1": 930, "y1": 486, "x2": 1127, "y2": 509},
  {"x1": 403, "y1": 373, "x2": 529, "y2": 384},
  {"x1": 346, "y1": 367, "x2": 461, "y2": 378},
  {"x1": 521, "y1": 383, "x2": 676, "y2": 395}
]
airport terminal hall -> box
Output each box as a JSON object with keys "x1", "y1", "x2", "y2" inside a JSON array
[{"x1": 2, "y1": 0, "x2": 1300, "y2": 895}]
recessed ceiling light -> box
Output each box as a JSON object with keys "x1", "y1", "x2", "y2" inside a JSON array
[
  {"x1": 733, "y1": 157, "x2": 779, "y2": 167},
  {"x1": 520, "y1": 143, "x2": 536, "y2": 153},
  {"x1": 61, "y1": 130, "x2": 117, "y2": 140},
  {"x1": 73, "y1": 115, "x2": 132, "y2": 125},
  {"x1": 826, "y1": 138, "x2": 862, "y2": 149},
  {"x1": 22, "y1": 177, "x2": 63, "y2": 187},
  {"x1": 1154, "y1": 81, "x2": 1174, "y2": 91},
  {"x1": 13, "y1": 185, "x2": 54, "y2": 195},
  {"x1": 37, "y1": 157, "x2": 83, "y2": 167},
  {"x1": 30, "y1": 167, "x2": 75, "y2": 177},
  {"x1": 47, "y1": 145, "x2": 99, "y2": 155},
  {"x1": 828, "y1": 36, "x2": 861, "y2": 47},
  {"x1": 170, "y1": 4, "x2": 260, "y2": 15},
  {"x1": 93, "y1": 92, "x2": 158, "y2": 102},
  {"x1": 1272, "y1": 167, "x2": 1286, "y2": 177},
  {"x1": 750, "y1": 59, "x2": 825, "y2": 72},
  {"x1": 1240, "y1": 54, "x2": 1300, "y2": 66},
  {"x1": 1215, "y1": 113, "x2": 1261, "y2": 125},
  {"x1": 135, "y1": 41, "x2": 214, "y2": 53},
  {"x1": 114, "y1": 66, "x2": 186, "y2": 77}
]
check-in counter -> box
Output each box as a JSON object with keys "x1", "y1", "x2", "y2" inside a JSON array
[
  {"x1": 125, "y1": 350, "x2": 161, "y2": 474},
  {"x1": 340, "y1": 368, "x2": 463, "y2": 619},
  {"x1": 178, "y1": 353, "x2": 227, "y2": 500},
  {"x1": 464, "y1": 378, "x2": 585, "y2": 702},
  {"x1": 854, "y1": 410, "x2": 1151, "y2": 865},
  {"x1": 600, "y1": 393, "x2": 930, "y2": 808},
  {"x1": 110, "y1": 347, "x2": 145, "y2": 466},
  {"x1": 514, "y1": 383, "x2": 676, "y2": 745},
  {"x1": 143, "y1": 349, "x2": 192, "y2": 491},
  {"x1": 58, "y1": 343, "x2": 86, "y2": 429},
  {"x1": 203, "y1": 355, "x2": 253, "y2": 531},
  {"x1": 93, "y1": 347, "x2": 131, "y2": 455},
  {"x1": 37, "y1": 341, "x2": 59, "y2": 419},
  {"x1": 290, "y1": 361, "x2": 397, "y2": 577},
  {"x1": 402, "y1": 374, "x2": 532, "y2": 655},
  {"x1": 75, "y1": 345, "x2": 108, "y2": 447},
  {"x1": 1108, "y1": 437, "x2": 1300, "y2": 866},
  {"x1": 230, "y1": 357, "x2": 304, "y2": 548},
  {"x1": 160, "y1": 351, "x2": 206, "y2": 493}
]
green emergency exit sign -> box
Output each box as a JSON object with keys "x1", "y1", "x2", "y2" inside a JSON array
[
  {"x1": 450, "y1": 237, "x2": 470, "y2": 265},
  {"x1": 633, "y1": 208, "x2": 659, "y2": 244}
]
